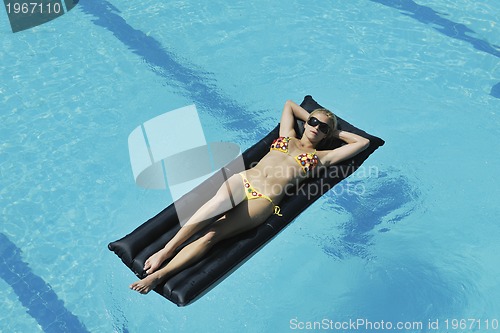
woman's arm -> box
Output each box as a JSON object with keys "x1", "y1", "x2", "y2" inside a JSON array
[
  {"x1": 279, "y1": 100, "x2": 310, "y2": 137},
  {"x1": 318, "y1": 130, "x2": 370, "y2": 166}
]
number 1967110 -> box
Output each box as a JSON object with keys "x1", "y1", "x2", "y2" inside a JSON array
[{"x1": 6, "y1": 2, "x2": 62, "y2": 14}]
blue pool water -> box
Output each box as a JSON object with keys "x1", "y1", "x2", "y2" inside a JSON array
[{"x1": 1, "y1": 1, "x2": 499, "y2": 332}]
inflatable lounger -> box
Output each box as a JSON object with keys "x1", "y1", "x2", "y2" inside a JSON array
[{"x1": 109, "y1": 95, "x2": 385, "y2": 306}]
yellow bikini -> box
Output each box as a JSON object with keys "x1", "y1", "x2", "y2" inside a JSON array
[
  {"x1": 238, "y1": 174, "x2": 282, "y2": 216},
  {"x1": 236, "y1": 137, "x2": 319, "y2": 217},
  {"x1": 270, "y1": 137, "x2": 319, "y2": 173}
]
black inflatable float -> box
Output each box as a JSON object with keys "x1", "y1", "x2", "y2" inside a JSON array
[{"x1": 109, "y1": 95, "x2": 385, "y2": 306}]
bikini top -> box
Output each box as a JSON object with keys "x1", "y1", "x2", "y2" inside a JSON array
[{"x1": 270, "y1": 137, "x2": 319, "y2": 173}]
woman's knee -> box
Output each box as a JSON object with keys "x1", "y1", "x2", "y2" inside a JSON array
[{"x1": 200, "y1": 229, "x2": 218, "y2": 244}]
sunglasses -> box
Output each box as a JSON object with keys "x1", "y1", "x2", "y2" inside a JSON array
[{"x1": 307, "y1": 116, "x2": 330, "y2": 134}]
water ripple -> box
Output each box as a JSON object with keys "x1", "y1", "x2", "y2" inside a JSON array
[{"x1": 370, "y1": 0, "x2": 500, "y2": 98}]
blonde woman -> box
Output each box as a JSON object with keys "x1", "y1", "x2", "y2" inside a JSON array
[{"x1": 130, "y1": 100, "x2": 370, "y2": 294}]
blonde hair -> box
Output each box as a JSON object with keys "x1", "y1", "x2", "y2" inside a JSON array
[{"x1": 309, "y1": 108, "x2": 337, "y2": 138}]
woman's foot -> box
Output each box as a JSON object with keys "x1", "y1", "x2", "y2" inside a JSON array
[
  {"x1": 129, "y1": 274, "x2": 160, "y2": 294},
  {"x1": 143, "y1": 248, "x2": 174, "y2": 274}
]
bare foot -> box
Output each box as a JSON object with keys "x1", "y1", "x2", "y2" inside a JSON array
[
  {"x1": 129, "y1": 274, "x2": 160, "y2": 294},
  {"x1": 143, "y1": 248, "x2": 173, "y2": 274}
]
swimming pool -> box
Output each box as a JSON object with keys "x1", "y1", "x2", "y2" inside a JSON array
[{"x1": 1, "y1": 0, "x2": 499, "y2": 332}]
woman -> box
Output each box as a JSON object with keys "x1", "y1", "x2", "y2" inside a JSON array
[{"x1": 130, "y1": 100, "x2": 370, "y2": 294}]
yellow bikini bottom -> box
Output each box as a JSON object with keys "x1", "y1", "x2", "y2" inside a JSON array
[{"x1": 238, "y1": 173, "x2": 282, "y2": 216}]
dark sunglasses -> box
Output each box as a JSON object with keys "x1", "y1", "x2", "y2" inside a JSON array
[{"x1": 307, "y1": 116, "x2": 330, "y2": 134}]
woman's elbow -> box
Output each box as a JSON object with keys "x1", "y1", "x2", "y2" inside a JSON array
[{"x1": 360, "y1": 138, "x2": 370, "y2": 150}]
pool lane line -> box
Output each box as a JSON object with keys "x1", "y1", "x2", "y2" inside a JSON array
[
  {"x1": 0, "y1": 233, "x2": 89, "y2": 333},
  {"x1": 369, "y1": 0, "x2": 500, "y2": 98},
  {"x1": 491, "y1": 82, "x2": 500, "y2": 98},
  {"x1": 78, "y1": 0, "x2": 264, "y2": 135},
  {"x1": 5, "y1": 2, "x2": 264, "y2": 331}
]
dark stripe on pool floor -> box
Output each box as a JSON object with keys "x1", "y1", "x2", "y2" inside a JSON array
[
  {"x1": 370, "y1": 0, "x2": 500, "y2": 98},
  {"x1": 78, "y1": 0, "x2": 263, "y2": 135},
  {"x1": 0, "y1": 233, "x2": 89, "y2": 333}
]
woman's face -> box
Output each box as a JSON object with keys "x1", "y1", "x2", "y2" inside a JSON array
[{"x1": 304, "y1": 113, "x2": 330, "y2": 143}]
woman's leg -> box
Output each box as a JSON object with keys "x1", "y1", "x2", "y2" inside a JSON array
[
  {"x1": 143, "y1": 173, "x2": 246, "y2": 274},
  {"x1": 131, "y1": 198, "x2": 273, "y2": 294}
]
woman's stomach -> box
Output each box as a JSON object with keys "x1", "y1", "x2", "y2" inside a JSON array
[{"x1": 244, "y1": 156, "x2": 305, "y2": 201}]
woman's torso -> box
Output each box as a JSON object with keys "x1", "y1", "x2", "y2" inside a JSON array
[{"x1": 244, "y1": 137, "x2": 319, "y2": 202}]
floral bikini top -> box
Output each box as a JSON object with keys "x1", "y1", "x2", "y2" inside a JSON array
[{"x1": 270, "y1": 137, "x2": 319, "y2": 173}]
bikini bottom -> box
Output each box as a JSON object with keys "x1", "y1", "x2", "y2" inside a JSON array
[{"x1": 238, "y1": 173, "x2": 282, "y2": 216}]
